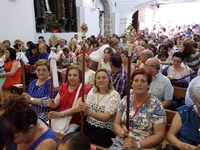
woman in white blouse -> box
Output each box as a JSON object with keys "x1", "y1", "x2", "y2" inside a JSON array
[{"x1": 78, "y1": 68, "x2": 120, "y2": 147}]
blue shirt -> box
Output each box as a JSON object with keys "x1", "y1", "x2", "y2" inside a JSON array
[
  {"x1": 26, "y1": 52, "x2": 39, "y2": 65},
  {"x1": 27, "y1": 79, "x2": 57, "y2": 121},
  {"x1": 38, "y1": 52, "x2": 49, "y2": 60},
  {"x1": 177, "y1": 105, "x2": 200, "y2": 146},
  {"x1": 185, "y1": 76, "x2": 200, "y2": 106},
  {"x1": 10, "y1": 119, "x2": 57, "y2": 150}
]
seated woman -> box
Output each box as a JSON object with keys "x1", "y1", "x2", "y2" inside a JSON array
[
  {"x1": 25, "y1": 44, "x2": 39, "y2": 85},
  {"x1": 163, "y1": 52, "x2": 191, "y2": 88},
  {"x1": 22, "y1": 59, "x2": 57, "y2": 121},
  {"x1": 57, "y1": 131, "x2": 90, "y2": 150},
  {"x1": 1, "y1": 48, "x2": 22, "y2": 94},
  {"x1": 57, "y1": 47, "x2": 77, "y2": 84},
  {"x1": 113, "y1": 68, "x2": 166, "y2": 150},
  {"x1": 47, "y1": 65, "x2": 90, "y2": 134},
  {"x1": 166, "y1": 79, "x2": 200, "y2": 150},
  {"x1": 0, "y1": 115, "x2": 14, "y2": 150},
  {"x1": 97, "y1": 47, "x2": 113, "y2": 72},
  {"x1": 78, "y1": 68, "x2": 121, "y2": 147},
  {"x1": 1, "y1": 94, "x2": 57, "y2": 150},
  {"x1": 121, "y1": 50, "x2": 135, "y2": 76},
  {"x1": 77, "y1": 54, "x2": 95, "y2": 88}
]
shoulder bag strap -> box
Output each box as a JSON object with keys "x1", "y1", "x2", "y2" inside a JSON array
[{"x1": 72, "y1": 83, "x2": 82, "y2": 107}]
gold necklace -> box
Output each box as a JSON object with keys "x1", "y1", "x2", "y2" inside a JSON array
[{"x1": 95, "y1": 93, "x2": 106, "y2": 111}]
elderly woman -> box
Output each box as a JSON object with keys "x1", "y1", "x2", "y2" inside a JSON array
[
  {"x1": 166, "y1": 79, "x2": 200, "y2": 150},
  {"x1": 78, "y1": 68, "x2": 121, "y2": 147},
  {"x1": 113, "y1": 68, "x2": 166, "y2": 150},
  {"x1": 22, "y1": 59, "x2": 57, "y2": 121},
  {"x1": 2, "y1": 95, "x2": 57, "y2": 150},
  {"x1": 47, "y1": 65, "x2": 90, "y2": 134}
]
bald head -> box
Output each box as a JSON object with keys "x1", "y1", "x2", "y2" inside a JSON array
[
  {"x1": 140, "y1": 50, "x2": 154, "y2": 63},
  {"x1": 38, "y1": 44, "x2": 47, "y2": 54},
  {"x1": 146, "y1": 58, "x2": 160, "y2": 70}
]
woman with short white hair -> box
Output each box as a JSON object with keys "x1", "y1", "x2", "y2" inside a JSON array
[{"x1": 167, "y1": 79, "x2": 200, "y2": 150}]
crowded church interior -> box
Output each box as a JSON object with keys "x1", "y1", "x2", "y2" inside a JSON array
[{"x1": 1, "y1": 0, "x2": 200, "y2": 149}]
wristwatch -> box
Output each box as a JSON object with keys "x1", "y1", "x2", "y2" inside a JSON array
[
  {"x1": 136, "y1": 141, "x2": 141, "y2": 149},
  {"x1": 30, "y1": 97, "x2": 34, "y2": 103},
  {"x1": 61, "y1": 112, "x2": 65, "y2": 117}
]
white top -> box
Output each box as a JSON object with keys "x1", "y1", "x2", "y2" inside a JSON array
[
  {"x1": 90, "y1": 44, "x2": 115, "y2": 62},
  {"x1": 86, "y1": 88, "x2": 121, "y2": 130},
  {"x1": 85, "y1": 69, "x2": 95, "y2": 85},
  {"x1": 57, "y1": 45, "x2": 68, "y2": 51},
  {"x1": 16, "y1": 52, "x2": 29, "y2": 68},
  {"x1": 98, "y1": 59, "x2": 111, "y2": 71}
]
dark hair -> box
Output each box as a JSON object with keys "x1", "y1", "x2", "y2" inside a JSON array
[
  {"x1": 158, "y1": 44, "x2": 168, "y2": 52},
  {"x1": 6, "y1": 48, "x2": 16, "y2": 62},
  {"x1": 172, "y1": 52, "x2": 184, "y2": 61},
  {"x1": 131, "y1": 68, "x2": 152, "y2": 85},
  {"x1": 181, "y1": 41, "x2": 196, "y2": 58},
  {"x1": 104, "y1": 47, "x2": 113, "y2": 54},
  {"x1": 0, "y1": 116, "x2": 14, "y2": 150},
  {"x1": 158, "y1": 50, "x2": 169, "y2": 59},
  {"x1": 148, "y1": 43, "x2": 157, "y2": 56},
  {"x1": 166, "y1": 41, "x2": 173, "y2": 49},
  {"x1": 192, "y1": 41, "x2": 198, "y2": 49},
  {"x1": 38, "y1": 36, "x2": 44, "y2": 39},
  {"x1": 13, "y1": 43, "x2": 23, "y2": 52},
  {"x1": 63, "y1": 47, "x2": 70, "y2": 53},
  {"x1": 110, "y1": 53, "x2": 122, "y2": 68},
  {"x1": 66, "y1": 65, "x2": 82, "y2": 83},
  {"x1": 121, "y1": 50, "x2": 133, "y2": 57},
  {"x1": 2, "y1": 95, "x2": 38, "y2": 133},
  {"x1": 26, "y1": 41, "x2": 34, "y2": 47},
  {"x1": 59, "y1": 132, "x2": 90, "y2": 150}
]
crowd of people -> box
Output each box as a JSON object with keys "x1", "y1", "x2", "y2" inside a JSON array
[{"x1": 0, "y1": 24, "x2": 200, "y2": 149}]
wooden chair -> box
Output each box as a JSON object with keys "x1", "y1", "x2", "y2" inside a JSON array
[
  {"x1": 165, "y1": 109, "x2": 176, "y2": 128},
  {"x1": 173, "y1": 86, "x2": 187, "y2": 98}
]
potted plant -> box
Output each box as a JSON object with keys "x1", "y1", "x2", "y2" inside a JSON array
[
  {"x1": 36, "y1": 23, "x2": 47, "y2": 33},
  {"x1": 51, "y1": 20, "x2": 61, "y2": 33}
]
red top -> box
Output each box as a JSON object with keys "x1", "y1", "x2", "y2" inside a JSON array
[
  {"x1": 58, "y1": 82, "x2": 90, "y2": 125},
  {"x1": 2, "y1": 60, "x2": 22, "y2": 89}
]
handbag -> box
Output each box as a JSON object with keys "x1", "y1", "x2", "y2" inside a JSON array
[
  {"x1": 51, "y1": 83, "x2": 82, "y2": 134},
  {"x1": 164, "y1": 144, "x2": 178, "y2": 150}
]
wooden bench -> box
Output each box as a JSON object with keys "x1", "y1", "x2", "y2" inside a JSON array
[
  {"x1": 54, "y1": 132, "x2": 108, "y2": 150},
  {"x1": 165, "y1": 109, "x2": 176, "y2": 128},
  {"x1": 173, "y1": 86, "x2": 186, "y2": 98}
]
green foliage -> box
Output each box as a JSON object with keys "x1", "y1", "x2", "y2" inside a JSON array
[{"x1": 51, "y1": 20, "x2": 61, "y2": 29}]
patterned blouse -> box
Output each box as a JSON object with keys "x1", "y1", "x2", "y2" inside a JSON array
[
  {"x1": 118, "y1": 94, "x2": 166, "y2": 149},
  {"x1": 27, "y1": 79, "x2": 58, "y2": 121},
  {"x1": 86, "y1": 88, "x2": 121, "y2": 130}
]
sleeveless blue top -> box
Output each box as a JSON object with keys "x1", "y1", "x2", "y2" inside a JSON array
[
  {"x1": 9, "y1": 119, "x2": 57, "y2": 150},
  {"x1": 177, "y1": 105, "x2": 200, "y2": 146}
]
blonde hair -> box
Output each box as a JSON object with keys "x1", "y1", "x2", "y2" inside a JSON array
[
  {"x1": 0, "y1": 42, "x2": 6, "y2": 55},
  {"x1": 77, "y1": 54, "x2": 91, "y2": 68},
  {"x1": 93, "y1": 68, "x2": 114, "y2": 93},
  {"x1": 34, "y1": 59, "x2": 50, "y2": 70}
]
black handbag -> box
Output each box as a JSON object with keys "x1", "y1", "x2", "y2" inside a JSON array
[{"x1": 164, "y1": 144, "x2": 178, "y2": 150}]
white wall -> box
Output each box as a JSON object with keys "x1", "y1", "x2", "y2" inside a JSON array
[
  {"x1": 154, "y1": 2, "x2": 200, "y2": 26},
  {"x1": 0, "y1": 0, "x2": 35, "y2": 45}
]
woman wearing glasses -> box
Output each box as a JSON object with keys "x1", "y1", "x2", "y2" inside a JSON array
[{"x1": 22, "y1": 59, "x2": 57, "y2": 121}]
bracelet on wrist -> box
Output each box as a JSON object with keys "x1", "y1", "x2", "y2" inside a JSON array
[
  {"x1": 91, "y1": 111, "x2": 96, "y2": 117},
  {"x1": 136, "y1": 141, "x2": 141, "y2": 149}
]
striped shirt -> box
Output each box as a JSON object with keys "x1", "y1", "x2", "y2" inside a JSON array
[
  {"x1": 110, "y1": 67, "x2": 127, "y2": 98},
  {"x1": 27, "y1": 79, "x2": 58, "y2": 121}
]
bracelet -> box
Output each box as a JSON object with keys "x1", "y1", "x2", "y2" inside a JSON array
[
  {"x1": 91, "y1": 111, "x2": 96, "y2": 117},
  {"x1": 136, "y1": 141, "x2": 141, "y2": 149}
]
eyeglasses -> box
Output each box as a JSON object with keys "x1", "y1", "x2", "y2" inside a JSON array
[{"x1": 36, "y1": 69, "x2": 48, "y2": 73}]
